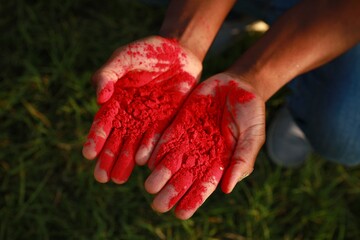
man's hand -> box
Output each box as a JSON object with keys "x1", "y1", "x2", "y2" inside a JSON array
[
  {"x1": 144, "y1": 73, "x2": 265, "y2": 219},
  {"x1": 82, "y1": 36, "x2": 202, "y2": 184}
]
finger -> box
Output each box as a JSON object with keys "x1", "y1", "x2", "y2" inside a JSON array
[
  {"x1": 144, "y1": 150, "x2": 183, "y2": 194},
  {"x1": 220, "y1": 159, "x2": 252, "y2": 195},
  {"x1": 110, "y1": 137, "x2": 141, "y2": 184},
  {"x1": 148, "y1": 121, "x2": 186, "y2": 170},
  {"x1": 135, "y1": 120, "x2": 168, "y2": 166},
  {"x1": 221, "y1": 88, "x2": 265, "y2": 193},
  {"x1": 195, "y1": 79, "x2": 218, "y2": 97},
  {"x1": 82, "y1": 101, "x2": 119, "y2": 160},
  {"x1": 93, "y1": 46, "x2": 132, "y2": 104},
  {"x1": 174, "y1": 163, "x2": 223, "y2": 220},
  {"x1": 147, "y1": 131, "x2": 173, "y2": 170},
  {"x1": 82, "y1": 119, "x2": 112, "y2": 160},
  {"x1": 221, "y1": 108, "x2": 238, "y2": 150},
  {"x1": 94, "y1": 129, "x2": 123, "y2": 183},
  {"x1": 221, "y1": 135, "x2": 264, "y2": 194},
  {"x1": 93, "y1": 70, "x2": 119, "y2": 104},
  {"x1": 151, "y1": 170, "x2": 194, "y2": 213}
]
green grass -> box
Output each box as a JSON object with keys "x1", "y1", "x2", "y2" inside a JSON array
[{"x1": 1, "y1": 1, "x2": 360, "y2": 239}]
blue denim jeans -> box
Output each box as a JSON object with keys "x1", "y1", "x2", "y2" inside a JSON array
[{"x1": 143, "y1": 0, "x2": 360, "y2": 166}]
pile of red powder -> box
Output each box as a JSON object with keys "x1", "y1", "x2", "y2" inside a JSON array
[
  {"x1": 151, "y1": 80, "x2": 254, "y2": 211},
  {"x1": 90, "y1": 39, "x2": 196, "y2": 182},
  {"x1": 88, "y1": 38, "x2": 255, "y2": 212}
]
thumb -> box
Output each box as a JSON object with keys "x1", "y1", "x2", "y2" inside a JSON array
[
  {"x1": 221, "y1": 127, "x2": 265, "y2": 194},
  {"x1": 93, "y1": 51, "x2": 129, "y2": 104}
]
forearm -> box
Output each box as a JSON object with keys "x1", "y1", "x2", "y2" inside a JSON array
[
  {"x1": 228, "y1": 0, "x2": 360, "y2": 101},
  {"x1": 160, "y1": 0, "x2": 236, "y2": 61}
]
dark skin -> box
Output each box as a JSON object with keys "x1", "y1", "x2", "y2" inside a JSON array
[
  {"x1": 160, "y1": 0, "x2": 237, "y2": 61},
  {"x1": 228, "y1": 0, "x2": 360, "y2": 100},
  {"x1": 84, "y1": 0, "x2": 360, "y2": 219},
  {"x1": 147, "y1": 0, "x2": 360, "y2": 218},
  {"x1": 160, "y1": 0, "x2": 360, "y2": 100}
]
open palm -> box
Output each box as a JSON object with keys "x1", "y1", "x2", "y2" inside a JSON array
[
  {"x1": 82, "y1": 36, "x2": 202, "y2": 184},
  {"x1": 145, "y1": 73, "x2": 265, "y2": 219}
]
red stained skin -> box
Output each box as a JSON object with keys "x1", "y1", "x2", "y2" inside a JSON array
[
  {"x1": 152, "y1": 79, "x2": 255, "y2": 211},
  {"x1": 98, "y1": 71, "x2": 194, "y2": 182},
  {"x1": 85, "y1": 39, "x2": 197, "y2": 183},
  {"x1": 228, "y1": 81, "x2": 255, "y2": 104},
  {"x1": 84, "y1": 100, "x2": 119, "y2": 158},
  {"x1": 98, "y1": 82, "x2": 115, "y2": 104}
]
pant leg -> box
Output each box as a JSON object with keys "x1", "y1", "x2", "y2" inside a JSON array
[
  {"x1": 239, "y1": 0, "x2": 360, "y2": 166},
  {"x1": 287, "y1": 45, "x2": 360, "y2": 166},
  {"x1": 233, "y1": 0, "x2": 301, "y2": 24},
  {"x1": 141, "y1": 0, "x2": 301, "y2": 25}
]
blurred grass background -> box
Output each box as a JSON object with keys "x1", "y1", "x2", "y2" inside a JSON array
[{"x1": 1, "y1": 0, "x2": 359, "y2": 239}]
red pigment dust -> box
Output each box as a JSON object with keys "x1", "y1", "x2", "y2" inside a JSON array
[
  {"x1": 98, "y1": 82, "x2": 114, "y2": 104},
  {"x1": 151, "y1": 80, "x2": 255, "y2": 211},
  {"x1": 97, "y1": 38, "x2": 182, "y2": 103},
  {"x1": 85, "y1": 38, "x2": 196, "y2": 183}
]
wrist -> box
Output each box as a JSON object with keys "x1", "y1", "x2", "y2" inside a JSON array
[
  {"x1": 225, "y1": 62, "x2": 291, "y2": 102},
  {"x1": 159, "y1": 22, "x2": 210, "y2": 62},
  {"x1": 224, "y1": 40, "x2": 303, "y2": 102},
  {"x1": 226, "y1": 0, "x2": 360, "y2": 101},
  {"x1": 159, "y1": 0, "x2": 236, "y2": 62}
]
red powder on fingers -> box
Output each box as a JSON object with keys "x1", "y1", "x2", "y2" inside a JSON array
[
  {"x1": 97, "y1": 82, "x2": 115, "y2": 104},
  {"x1": 163, "y1": 89, "x2": 229, "y2": 210},
  {"x1": 97, "y1": 70, "x2": 194, "y2": 182},
  {"x1": 167, "y1": 170, "x2": 194, "y2": 207},
  {"x1": 83, "y1": 100, "x2": 119, "y2": 159},
  {"x1": 153, "y1": 80, "x2": 255, "y2": 211},
  {"x1": 87, "y1": 39, "x2": 197, "y2": 182},
  {"x1": 96, "y1": 37, "x2": 188, "y2": 103}
]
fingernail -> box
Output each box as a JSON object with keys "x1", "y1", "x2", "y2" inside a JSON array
[{"x1": 238, "y1": 172, "x2": 251, "y2": 182}]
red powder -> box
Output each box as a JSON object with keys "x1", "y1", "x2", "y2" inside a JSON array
[
  {"x1": 84, "y1": 38, "x2": 197, "y2": 183},
  {"x1": 150, "y1": 79, "x2": 255, "y2": 211},
  {"x1": 228, "y1": 81, "x2": 255, "y2": 104},
  {"x1": 96, "y1": 37, "x2": 185, "y2": 103},
  {"x1": 98, "y1": 82, "x2": 114, "y2": 104},
  {"x1": 100, "y1": 70, "x2": 194, "y2": 182}
]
